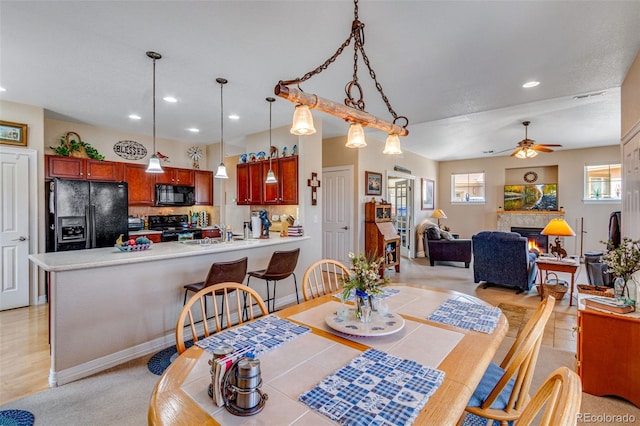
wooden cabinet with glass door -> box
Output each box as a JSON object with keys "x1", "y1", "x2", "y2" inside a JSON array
[{"x1": 365, "y1": 202, "x2": 400, "y2": 276}]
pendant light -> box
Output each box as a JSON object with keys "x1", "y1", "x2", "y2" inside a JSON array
[
  {"x1": 382, "y1": 133, "x2": 402, "y2": 155},
  {"x1": 290, "y1": 104, "x2": 316, "y2": 135},
  {"x1": 345, "y1": 122, "x2": 367, "y2": 148},
  {"x1": 265, "y1": 97, "x2": 278, "y2": 184},
  {"x1": 214, "y1": 77, "x2": 228, "y2": 179},
  {"x1": 145, "y1": 51, "x2": 164, "y2": 173}
]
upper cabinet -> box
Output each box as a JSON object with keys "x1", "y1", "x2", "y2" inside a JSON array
[
  {"x1": 237, "y1": 162, "x2": 264, "y2": 205},
  {"x1": 262, "y1": 156, "x2": 298, "y2": 205},
  {"x1": 122, "y1": 163, "x2": 155, "y2": 206},
  {"x1": 194, "y1": 170, "x2": 213, "y2": 205},
  {"x1": 45, "y1": 155, "x2": 122, "y2": 181},
  {"x1": 155, "y1": 167, "x2": 195, "y2": 186}
]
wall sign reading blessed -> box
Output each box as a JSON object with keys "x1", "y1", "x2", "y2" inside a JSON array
[{"x1": 113, "y1": 140, "x2": 147, "y2": 160}]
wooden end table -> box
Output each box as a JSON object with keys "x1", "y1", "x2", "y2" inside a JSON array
[{"x1": 536, "y1": 257, "x2": 580, "y2": 306}]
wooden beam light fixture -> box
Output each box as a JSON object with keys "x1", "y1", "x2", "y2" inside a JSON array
[{"x1": 274, "y1": 0, "x2": 409, "y2": 154}]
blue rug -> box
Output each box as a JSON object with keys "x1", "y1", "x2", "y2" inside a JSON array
[
  {"x1": 0, "y1": 410, "x2": 34, "y2": 426},
  {"x1": 147, "y1": 340, "x2": 194, "y2": 376}
]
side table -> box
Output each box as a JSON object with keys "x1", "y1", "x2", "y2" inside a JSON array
[{"x1": 536, "y1": 257, "x2": 580, "y2": 306}]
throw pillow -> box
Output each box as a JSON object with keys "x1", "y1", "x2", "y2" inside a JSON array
[
  {"x1": 441, "y1": 230, "x2": 455, "y2": 240},
  {"x1": 426, "y1": 226, "x2": 441, "y2": 240}
]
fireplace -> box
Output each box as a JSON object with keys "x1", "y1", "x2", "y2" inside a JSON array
[{"x1": 511, "y1": 227, "x2": 548, "y2": 253}]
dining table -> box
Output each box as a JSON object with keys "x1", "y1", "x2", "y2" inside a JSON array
[{"x1": 148, "y1": 284, "x2": 508, "y2": 425}]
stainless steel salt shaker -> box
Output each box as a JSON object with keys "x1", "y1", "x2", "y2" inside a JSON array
[{"x1": 235, "y1": 358, "x2": 262, "y2": 410}]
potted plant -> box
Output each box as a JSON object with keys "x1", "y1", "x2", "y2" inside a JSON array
[
  {"x1": 49, "y1": 131, "x2": 105, "y2": 160},
  {"x1": 342, "y1": 252, "x2": 390, "y2": 322},
  {"x1": 602, "y1": 237, "x2": 640, "y2": 307}
]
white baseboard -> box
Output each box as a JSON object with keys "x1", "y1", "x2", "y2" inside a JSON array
[{"x1": 48, "y1": 292, "x2": 299, "y2": 387}]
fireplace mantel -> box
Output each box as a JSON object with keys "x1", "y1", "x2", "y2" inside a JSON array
[{"x1": 497, "y1": 211, "x2": 565, "y2": 232}]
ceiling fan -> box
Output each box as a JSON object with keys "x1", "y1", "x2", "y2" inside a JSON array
[{"x1": 505, "y1": 121, "x2": 562, "y2": 158}]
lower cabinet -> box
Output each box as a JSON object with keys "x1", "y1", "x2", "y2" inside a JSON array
[{"x1": 577, "y1": 308, "x2": 640, "y2": 407}]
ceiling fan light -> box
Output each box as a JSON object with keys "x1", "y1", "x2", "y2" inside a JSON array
[
  {"x1": 214, "y1": 163, "x2": 228, "y2": 179},
  {"x1": 345, "y1": 122, "x2": 367, "y2": 148},
  {"x1": 515, "y1": 149, "x2": 527, "y2": 159},
  {"x1": 526, "y1": 148, "x2": 538, "y2": 158},
  {"x1": 146, "y1": 154, "x2": 164, "y2": 173},
  {"x1": 383, "y1": 133, "x2": 402, "y2": 154},
  {"x1": 291, "y1": 105, "x2": 316, "y2": 135}
]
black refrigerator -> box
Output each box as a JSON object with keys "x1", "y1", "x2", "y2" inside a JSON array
[{"x1": 46, "y1": 178, "x2": 129, "y2": 251}]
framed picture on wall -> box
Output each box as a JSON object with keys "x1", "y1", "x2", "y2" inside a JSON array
[
  {"x1": 365, "y1": 171, "x2": 382, "y2": 195},
  {"x1": 0, "y1": 120, "x2": 28, "y2": 146},
  {"x1": 421, "y1": 178, "x2": 434, "y2": 210}
]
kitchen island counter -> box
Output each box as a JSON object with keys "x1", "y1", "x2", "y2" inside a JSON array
[
  {"x1": 30, "y1": 235, "x2": 308, "y2": 272},
  {"x1": 30, "y1": 235, "x2": 312, "y2": 387}
]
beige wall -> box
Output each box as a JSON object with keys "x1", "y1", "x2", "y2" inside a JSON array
[
  {"x1": 323, "y1": 133, "x2": 439, "y2": 254},
  {"x1": 622, "y1": 50, "x2": 640, "y2": 138},
  {"x1": 621, "y1": 48, "x2": 640, "y2": 239},
  {"x1": 437, "y1": 145, "x2": 622, "y2": 254}
]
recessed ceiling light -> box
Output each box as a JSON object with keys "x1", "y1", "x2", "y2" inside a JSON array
[
  {"x1": 0, "y1": 87, "x2": 6, "y2": 92},
  {"x1": 129, "y1": 114, "x2": 141, "y2": 120},
  {"x1": 228, "y1": 114, "x2": 240, "y2": 120},
  {"x1": 522, "y1": 81, "x2": 540, "y2": 88},
  {"x1": 187, "y1": 128, "x2": 200, "y2": 133},
  {"x1": 163, "y1": 96, "x2": 177, "y2": 103}
]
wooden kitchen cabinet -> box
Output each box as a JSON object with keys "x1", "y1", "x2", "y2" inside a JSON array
[
  {"x1": 155, "y1": 167, "x2": 194, "y2": 186},
  {"x1": 262, "y1": 156, "x2": 298, "y2": 205},
  {"x1": 237, "y1": 162, "x2": 263, "y2": 205},
  {"x1": 122, "y1": 163, "x2": 156, "y2": 206},
  {"x1": 46, "y1": 155, "x2": 121, "y2": 181},
  {"x1": 577, "y1": 308, "x2": 640, "y2": 408},
  {"x1": 365, "y1": 202, "x2": 400, "y2": 276},
  {"x1": 194, "y1": 170, "x2": 213, "y2": 205}
]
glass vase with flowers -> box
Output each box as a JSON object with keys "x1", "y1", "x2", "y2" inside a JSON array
[
  {"x1": 602, "y1": 237, "x2": 640, "y2": 308},
  {"x1": 342, "y1": 252, "x2": 391, "y2": 322}
]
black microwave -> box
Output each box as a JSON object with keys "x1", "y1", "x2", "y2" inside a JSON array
[{"x1": 155, "y1": 184, "x2": 195, "y2": 206}]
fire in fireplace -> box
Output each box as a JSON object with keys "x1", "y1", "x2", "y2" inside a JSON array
[{"x1": 511, "y1": 227, "x2": 548, "y2": 253}]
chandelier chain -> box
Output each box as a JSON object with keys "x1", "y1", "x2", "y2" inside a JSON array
[{"x1": 282, "y1": 0, "x2": 407, "y2": 129}]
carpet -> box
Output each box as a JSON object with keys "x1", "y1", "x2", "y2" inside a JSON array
[
  {"x1": 147, "y1": 340, "x2": 194, "y2": 376},
  {"x1": 0, "y1": 410, "x2": 34, "y2": 426}
]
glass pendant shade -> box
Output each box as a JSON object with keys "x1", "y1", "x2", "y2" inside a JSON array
[
  {"x1": 526, "y1": 149, "x2": 538, "y2": 158},
  {"x1": 265, "y1": 168, "x2": 277, "y2": 183},
  {"x1": 290, "y1": 105, "x2": 316, "y2": 135},
  {"x1": 215, "y1": 163, "x2": 228, "y2": 179},
  {"x1": 345, "y1": 122, "x2": 367, "y2": 148},
  {"x1": 516, "y1": 148, "x2": 538, "y2": 159},
  {"x1": 383, "y1": 133, "x2": 402, "y2": 154},
  {"x1": 146, "y1": 154, "x2": 164, "y2": 173}
]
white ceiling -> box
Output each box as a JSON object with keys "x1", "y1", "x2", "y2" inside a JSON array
[{"x1": 1, "y1": 1, "x2": 639, "y2": 161}]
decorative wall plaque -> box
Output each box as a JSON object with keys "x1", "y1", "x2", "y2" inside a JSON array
[
  {"x1": 523, "y1": 171, "x2": 538, "y2": 183},
  {"x1": 113, "y1": 140, "x2": 147, "y2": 160}
]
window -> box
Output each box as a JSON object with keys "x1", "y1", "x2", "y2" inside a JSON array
[
  {"x1": 451, "y1": 172, "x2": 485, "y2": 203},
  {"x1": 584, "y1": 164, "x2": 621, "y2": 200}
]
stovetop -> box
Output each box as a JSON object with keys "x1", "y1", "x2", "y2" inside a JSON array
[{"x1": 148, "y1": 214, "x2": 193, "y2": 231}]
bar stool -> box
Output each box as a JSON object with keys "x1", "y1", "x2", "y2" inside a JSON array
[
  {"x1": 246, "y1": 248, "x2": 300, "y2": 313},
  {"x1": 182, "y1": 257, "x2": 248, "y2": 322}
]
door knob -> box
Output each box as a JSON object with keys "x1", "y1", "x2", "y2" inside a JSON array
[
  {"x1": 341, "y1": 226, "x2": 348, "y2": 230},
  {"x1": 12, "y1": 236, "x2": 28, "y2": 241}
]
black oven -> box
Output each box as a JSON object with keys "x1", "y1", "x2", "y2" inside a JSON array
[{"x1": 155, "y1": 185, "x2": 195, "y2": 206}]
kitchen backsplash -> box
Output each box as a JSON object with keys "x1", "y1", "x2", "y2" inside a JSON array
[{"x1": 129, "y1": 206, "x2": 219, "y2": 228}]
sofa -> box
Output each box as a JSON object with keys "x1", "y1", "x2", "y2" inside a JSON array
[
  {"x1": 472, "y1": 231, "x2": 538, "y2": 293},
  {"x1": 423, "y1": 224, "x2": 472, "y2": 268}
]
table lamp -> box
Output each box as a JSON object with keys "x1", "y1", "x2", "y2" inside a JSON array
[
  {"x1": 541, "y1": 218, "x2": 575, "y2": 260},
  {"x1": 431, "y1": 209, "x2": 447, "y2": 227}
]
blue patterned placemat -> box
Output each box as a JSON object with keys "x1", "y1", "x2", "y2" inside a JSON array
[
  {"x1": 336, "y1": 287, "x2": 401, "y2": 302},
  {"x1": 195, "y1": 315, "x2": 310, "y2": 355},
  {"x1": 299, "y1": 349, "x2": 445, "y2": 426},
  {"x1": 427, "y1": 299, "x2": 501, "y2": 334}
]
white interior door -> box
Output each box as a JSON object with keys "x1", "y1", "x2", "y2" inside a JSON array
[
  {"x1": 322, "y1": 166, "x2": 353, "y2": 265},
  {"x1": 0, "y1": 151, "x2": 30, "y2": 310},
  {"x1": 387, "y1": 173, "x2": 415, "y2": 258}
]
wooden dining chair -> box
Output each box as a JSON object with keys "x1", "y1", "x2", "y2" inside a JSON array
[
  {"x1": 515, "y1": 366, "x2": 582, "y2": 426},
  {"x1": 302, "y1": 259, "x2": 351, "y2": 301},
  {"x1": 458, "y1": 295, "x2": 555, "y2": 426},
  {"x1": 176, "y1": 282, "x2": 268, "y2": 354}
]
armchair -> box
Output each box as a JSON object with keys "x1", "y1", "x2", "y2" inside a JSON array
[{"x1": 472, "y1": 231, "x2": 538, "y2": 293}]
